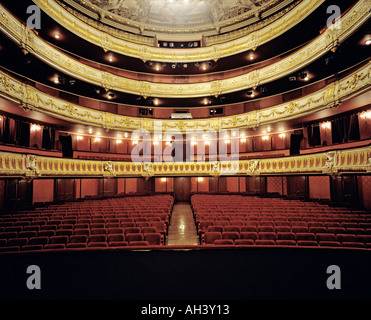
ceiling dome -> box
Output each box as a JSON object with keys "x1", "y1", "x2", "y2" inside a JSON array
[{"x1": 62, "y1": 0, "x2": 294, "y2": 36}]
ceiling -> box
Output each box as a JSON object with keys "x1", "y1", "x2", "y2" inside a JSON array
[{"x1": 63, "y1": 0, "x2": 287, "y2": 34}]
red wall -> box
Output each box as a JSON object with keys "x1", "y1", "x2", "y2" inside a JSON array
[
  {"x1": 125, "y1": 178, "x2": 137, "y2": 194},
  {"x1": 33, "y1": 180, "x2": 54, "y2": 204},
  {"x1": 267, "y1": 176, "x2": 284, "y2": 195},
  {"x1": 81, "y1": 179, "x2": 99, "y2": 198},
  {"x1": 357, "y1": 175, "x2": 371, "y2": 209},
  {"x1": 309, "y1": 176, "x2": 331, "y2": 200}
]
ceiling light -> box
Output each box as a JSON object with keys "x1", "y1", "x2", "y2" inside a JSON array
[
  {"x1": 365, "y1": 39, "x2": 371, "y2": 45},
  {"x1": 54, "y1": 33, "x2": 60, "y2": 39},
  {"x1": 88, "y1": 129, "x2": 93, "y2": 134},
  {"x1": 108, "y1": 92, "x2": 115, "y2": 99}
]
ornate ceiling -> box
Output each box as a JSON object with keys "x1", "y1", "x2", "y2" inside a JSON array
[{"x1": 62, "y1": 0, "x2": 292, "y2": 34}]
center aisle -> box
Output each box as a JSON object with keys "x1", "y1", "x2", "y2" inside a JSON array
[{"x1": 166, "y1": 202, "x2": 200, "y2": 246}]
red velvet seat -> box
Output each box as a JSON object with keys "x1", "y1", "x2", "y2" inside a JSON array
[
  {"x1": 258, "y1": 232, "x2": 277, "y2": 240},
  {"x1": 129, "y1": 241, "x2": 149, "y2": 246},
  {"x1": 296, "y1": 233, "x2": 316, "y2": 241},
  {"x1": 297, "y1": 241, "x2": 318, "y2": 247},
  {"x1": 235, "y1": 239, "x2": 254, "y2": 246},
  {"x1": 7, "y1": 238, "x2": 28, "y2": 248},
  {"x1": 255, "y1": 240, "x2": 275, "y2": 246},
  {"x1": 144, "y1": 233, "x2": 163, "y2": 245},
  {"x1": 126, "y1": 233, "x2": 144, "y2": 243},
  {"x1": 277, "y1": 232, "x2": 296, "y2": 240},
  {"x1": 49, "y1": 236, "x2": 69, "y2": 245},
  {"x1": 240, "y1": 232, "x2": 258, "y2": 241},
  {"x1": 276, "y1": 240, "x2": 296, "y2": 246},
  {"x1": 203, "y1": 232, "x2": 222, "y2": 245},
  {"x1": 222, "y1": 232, "x2": 240, "y2": 241},
  {"x1": 214, "y1": 239, "x2": 234, "y2": 246}
]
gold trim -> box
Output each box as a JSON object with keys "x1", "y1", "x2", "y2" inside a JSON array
[
  {"x1": 34, "y1": 0, "x2": 321, "y2": 61},
  {"x1": 1, "y1": 146, "x2": 370, "y2": 178},
  {"x1": 0, "y1": 61, "x2": 369, "y2": 133},
  {"x1": 0, "y1": 0, "x2": 367, "y2": 98}
]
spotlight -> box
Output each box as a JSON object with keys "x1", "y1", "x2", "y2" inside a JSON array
[
  {"x1": 183, "y1": 63, "x2": 188, "y2": 68},
  {"x1": 365, "y1": 39, "x2": 371, "y2": 45},
  {"x1": 108, "y1": 92, "x2": 115, "y2": 99},
  {"x1": 172, "y1": 63, "x2": 177, "y2": 69}
]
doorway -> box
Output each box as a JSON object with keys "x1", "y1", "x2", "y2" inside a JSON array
[{"x1": 174, "y1": 177, "x2": 191, "y2": 202}]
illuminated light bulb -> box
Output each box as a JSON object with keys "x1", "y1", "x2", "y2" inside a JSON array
[
  {"x1": 161, "y1": 178, "x2": 167, "y2": 182},
  {"x1": 116, "y1": 139, "x2": 122, "y2": 144},
  {"x1": 77, "y1": 136, "x2": 84, "y2": 141},
  {"x1": 321, "y1": 122, "x2": 331, "y2": 129},
  {"x1": 94, "y1": 137, "x2": 101, "y2": 143},
  {"x1": 225, "y1": 139, "x2": 231, "y2": 144},
  {"x1": 132, "y1": 140, "x2": 139, "y2": 145},
  {"x1": 262, "y1": 136, "x2": 270, "y2": 141},
  {"x1": 279, "y1": 133, "x2": 286, "y2": 139},
  {"x1": 197, "y1": 177, "x2": 204, "y2": 182},
  {"x1": 204, "y1": 140, "x2": 210, "y2": 145},
  {"x1": 360, "y1": 110, "x2": 371, "y2": 119},
  {"x1": 31, "y1": 124, "x2": 41, "y2": 132},
  {"x1": 153, "y1": 140, "x2": 159, "y2": 146},
  {"x1": 365, "y1": 39, "x2": 371, "y2": 45},
  {"x1": 240, "y1": 138, "x2": 247, "y2": 143}
]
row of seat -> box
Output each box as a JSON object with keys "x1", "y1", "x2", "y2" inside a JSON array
[
  {"x1": 192, "y1": 194, "x2": 370, "y2": 250},
  {"x1": 202, "y1": 231, "x2": 371, "y2": 248},
  {"x1": 199, "y1": 225, "x2": 371, "y2": 235},
  {"x1": 0, "y1": 232, "x2": 164, "y2": 252},
  {"x1": 0, "y1": 195, "x2": 174, "y2": 253}
]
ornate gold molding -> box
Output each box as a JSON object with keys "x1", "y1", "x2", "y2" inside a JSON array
[
  {"x1": 1, "y1": 146, "x2": 370, "y2": 178},
  {"x1": 34, "y1": 0, "x2": 321, "y2": 61},
  {"x1": 0, "y1": 61, "x2": 369, "y2": 133},
  {"x1": 0, "y1": 0, "x2": 368, "y2": 98}
]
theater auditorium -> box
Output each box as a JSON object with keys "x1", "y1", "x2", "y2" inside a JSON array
[{"x1": 0, "y1": 0, "x2": 370, "y2": 301}]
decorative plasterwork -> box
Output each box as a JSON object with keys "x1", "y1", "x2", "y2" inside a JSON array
[
  {"x1": 34, "y1": 0, "x2": 320, "y2": 61},
  {"x1": 1, "y1": 146, "x2": 370, "y2": 178},
  {"x1": 0, "y1": 61, "x2": 369, "y2": 133},
  {"x1": 0, "y1": 0, "x2": 368, "y2": 98},
  {"x1": 65, "y1": 0, "x2": 282, "y2": 33}
]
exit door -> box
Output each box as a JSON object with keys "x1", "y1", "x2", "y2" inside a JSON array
[{"x1": 174, "y1": 177, "x2": 191, "y2": 202}]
